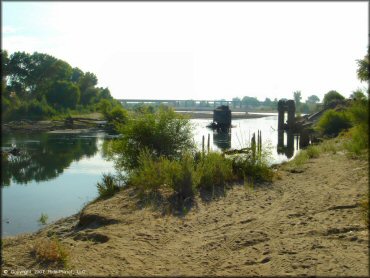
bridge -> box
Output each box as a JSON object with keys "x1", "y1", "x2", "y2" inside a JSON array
[{"x1": 117, "y1": 99, "x2": 243, "y2": 109}]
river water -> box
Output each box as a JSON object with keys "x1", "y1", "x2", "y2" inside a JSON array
[{"x1": 1, "y1": 114, "x2": 300, "y2": 236}]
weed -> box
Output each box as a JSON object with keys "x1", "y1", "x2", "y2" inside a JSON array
[
  {"x1": 32, "y1": 238, "x2": 69, "y2": 267},
  {"x1": 195, "y1": 152, "x2": 233, "y2": 190},
  {"x1": 344, "y1": 125, "x2": 368, "y2": 158},
  {"x1": 97, "y1": 173, "x2": 120, "y2": 199},
  {"x1": 318, "y1": 139, "x2": 340, "y2": 154},
  {"x1": 306, "y1": 145, "x2": 320, "y2": 158},
  {"x1": 232, "y1": 153, "x2": 273, "y2": 183},
  {"x1": 244, "y1": 176, "x2": 255, "y2": 192},
  {"x1": 289, "y1": 150, "x2": 309, "y2": 167},
  {"x1": 38, "y1": 213, "x2": 49, "y2": 225}
]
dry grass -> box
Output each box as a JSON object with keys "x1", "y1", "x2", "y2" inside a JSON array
[{"x1": 32, "y1": 238, "x2": 69, "y2": 267}]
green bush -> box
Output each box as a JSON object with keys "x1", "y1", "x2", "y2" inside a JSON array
[
  {"x1": 113, "y1": 107, "x2": 195, "y2": 170},
  {"x1": 195, "y1": 152, "x2": 233, "y2": 190},
  {"x1": 344, "y1": 124, "x2": 368, "y2": 156},
  {"x1": 232, "y1": 154, "x2": 273, "y2": 183},
  {"x1": 167, "y1": 153, "x2": 195, "y2": 198},
  {"x1": 129, "y1": 150, "x2": 170, "y2": 192},
  {"x1": 316, "y1": 109, "x2": 352, "y2": 136},
  {"x1": 129, "y1": 150, "x2": 195, "y2": 198},
  {"x1": 97, "y1": 173, "x2": 120, "y2": 199}
]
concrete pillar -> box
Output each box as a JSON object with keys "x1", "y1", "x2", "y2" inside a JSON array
[
  {"x1": 287, "y1": 100, "x2": 296, "y2": 130},
  {"x1": 286, "y1": 131, "x2": 294, "y2": 158},
  {"x1": 277, "y1": 100, "x2": 285, "y2": 130}
]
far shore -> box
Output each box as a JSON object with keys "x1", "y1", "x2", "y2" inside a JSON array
[{"x1": 1, "y1": 111, "x2": 273, "y2": 134}]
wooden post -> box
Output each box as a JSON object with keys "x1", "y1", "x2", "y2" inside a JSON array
[
  {"x1": 251, "y1": 132, "x2": 256, "y2": 162},
  {"x1": 202, "y1": 135, "x2": 205, "y2": 155},
  {"x1": 207, "y1": 134, "x2": 210, "y2": 153}
]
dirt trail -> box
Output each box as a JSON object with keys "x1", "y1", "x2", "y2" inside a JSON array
[{"x1": 2, "y1": 151, "x2": 368, "y2": 276}]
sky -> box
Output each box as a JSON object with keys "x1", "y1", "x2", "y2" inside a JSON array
[{"x1": 2, "y1": 1, "x2": 368, "y2": 102}]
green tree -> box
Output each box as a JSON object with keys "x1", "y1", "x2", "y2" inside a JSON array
[
  {"x1": 78, "y1": 72, "x2": 98, "y2": 93},
  {"x1": 263, "y1": 97, "x2": 272, "y2": 106},
  {"x1": 356, "y1": 51, "x2": 369, "y2": 82},
  {"x1": 350, "y1": 89, "x2": 367, "y2": 101},
  {"x1": 323, "y1": 90, "x2": 345, "y2": 107},
  {"x1": 293, "y1": 91, "x2": 302, "y2": 106},
  {"x1": 46, "y1": 81, "x2": 80, "y2": 109},
  {"x1": 71, "y1": 67, "x2": 84, "y2": 83},
  {"x1": 306, "y1": 95, "x2": 320, "y2": 104},
  {"x1": 80, "y1": 86, "x2": 100, "y2": 106},
  {"x1": 232, "y1": 97, "x2": 241, "y2": 108},
  {"x1": 242, "y1": 96, "x2": 259, "y2": 108}
]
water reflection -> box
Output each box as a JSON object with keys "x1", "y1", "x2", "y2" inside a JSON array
[
  {"x1": 213, "y1": 130, "x2": 231, "y2": 151},
  {"x1": 1, "y1": 133, "x2": 99, "y2": 186},
  {"x1": 277, "y1": 130, "x2": 295, "y2": 159}
]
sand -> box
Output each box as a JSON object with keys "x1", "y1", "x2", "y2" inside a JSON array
[{"x1": 1, "y1": 151, "x2": 368, "y2": 276}]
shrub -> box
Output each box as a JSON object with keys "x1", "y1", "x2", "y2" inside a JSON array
[
  {"x1": 195, "y1": 152, "x2": 233, "y2": 190},
  {"x1": 232, "y1": 153, "x2": 273, "y2": 183},
  {"x1": 129, "y1": 150, "x2": 195, "y2": 198},
  {"x1": 344, "y1": 125, "x2": 368, "y2": 156},
  {"x1": 97, "y1": 173, "x2": 120, "y2": 199},
  {"x1": 113, "y1": 107, "x2": 195, "y2": 170},
  {"x1": 316, "y1": 109, "x2": 352, "y2": 136},
  {"x1": 33, "y1": 238, "x2": 69, "y2": 267},
  {"x1": 129, "y1": 150, "x2": 169, "y2": 193},
  {"x1": 167, "y1": 153, "x2": 195, "y2": 198}
]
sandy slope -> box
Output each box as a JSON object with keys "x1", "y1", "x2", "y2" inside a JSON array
[{"x1": 2, "y1": 151, "x2": 368, "y2": 276}]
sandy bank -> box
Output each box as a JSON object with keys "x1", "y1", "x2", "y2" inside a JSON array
[{"x1": 2, "y1": 150, "x2": 368, "y2": 276}]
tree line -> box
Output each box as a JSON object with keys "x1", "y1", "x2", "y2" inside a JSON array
[{"x1": 1, "y1": 50, "x2": 121, "y2": 121}]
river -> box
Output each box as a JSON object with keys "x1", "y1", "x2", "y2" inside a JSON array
[{"x1": 1, "y1": 114, "x2": 300, "y2": 236}]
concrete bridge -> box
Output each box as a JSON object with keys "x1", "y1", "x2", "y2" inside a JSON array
[{"x1": 117, "y1": 99, "x2": 244, "y2": 110}]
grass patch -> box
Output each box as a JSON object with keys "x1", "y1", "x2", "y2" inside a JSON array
[
  {"x1": 360, "y1": 195, "x2": 369, "y2": 227},
  {"x1": 195, "y1": 152, "x2": 234, "y2": 190},
  {"x1": 32, "y1": 238, "x2": 69, "y2": 267},
  {"x1": 292, "y1": 150, "x2": 309, "y2": 166},
  {"x1": 305, "y1": 145, "x2": 320, "y2": 158}
]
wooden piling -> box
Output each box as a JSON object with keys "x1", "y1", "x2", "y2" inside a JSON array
[
  {"x1": 207, "y1": 134, "x2": 210, "y2": 153},
  {"x1": 202, "y1": 135, "x2": 205, "y2": 155}
]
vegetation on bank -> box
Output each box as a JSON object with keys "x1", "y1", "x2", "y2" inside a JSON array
[
  {"x1": 99, "y1": 105, "x2": 273, "y2": 209},
  {"x1": 32, "y1": 237, "x2": 69, "y2": 267},
  {"x1": 1, "y1": 50, "x2": 122, "y2": 122},
  {"x1": 97, "y1": 51, "x2": 369, "y2": 215}
]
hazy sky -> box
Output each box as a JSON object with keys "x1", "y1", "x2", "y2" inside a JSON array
[{"x1": 2, "y1": 1, "x2": 368, "y2": 102}]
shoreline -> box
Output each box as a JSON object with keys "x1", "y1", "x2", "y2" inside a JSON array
[
  {"x1": 2, "y1": 139, "x2": 368, "y2": 276},
  {"x1": 1, "y1": 113, "x2": 270, "y2": 134}
]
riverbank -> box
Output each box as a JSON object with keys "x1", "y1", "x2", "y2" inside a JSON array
[{"x1": 2, "y1": 139, "x2": 368, "y2": 276}]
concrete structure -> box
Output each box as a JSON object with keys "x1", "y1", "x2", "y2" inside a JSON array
[
  {"x1": 277, "y1": 99, "x2": 296, "y2": 130},
  {"x1": 213, "y1": 105, "x2": 232, "y2": 128}
]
